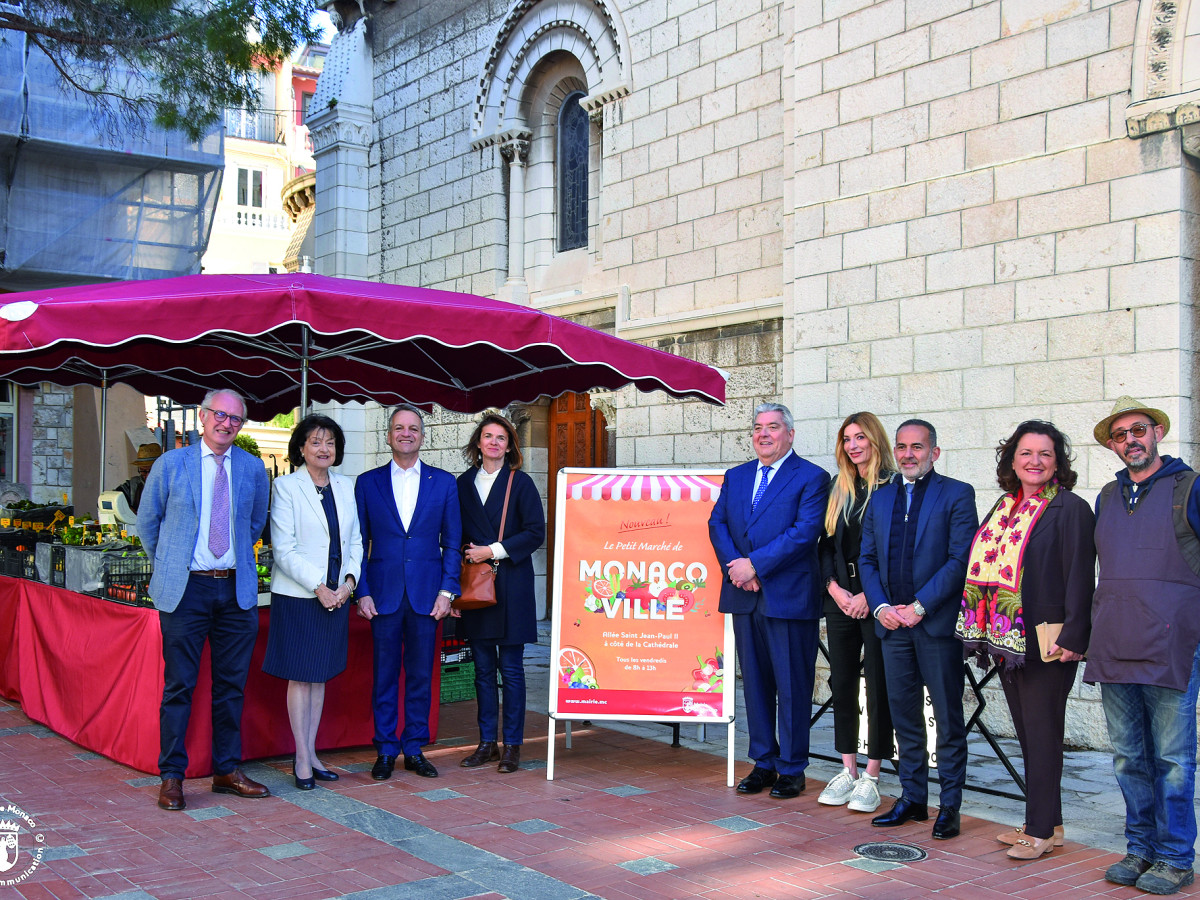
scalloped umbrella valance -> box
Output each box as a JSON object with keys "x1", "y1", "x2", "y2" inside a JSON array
[{"x1": 0, "y1": 272, "x2": 727, "y2": 419}]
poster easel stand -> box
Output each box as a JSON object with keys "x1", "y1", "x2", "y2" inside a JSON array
[{"x1": 547, "y1": 715, "x2": 736, "y2": 786}]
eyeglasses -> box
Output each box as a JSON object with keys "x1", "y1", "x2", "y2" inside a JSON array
[
  {"x1": 203, "y1": 408, "x2": 245, "y2": 428},
  {"x1": 1109, "y1": 422, "x2": 1155, "y2": 444}
]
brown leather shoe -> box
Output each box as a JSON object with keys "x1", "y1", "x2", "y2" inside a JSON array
[
  {"x1": 497, "y1": 744, "x2": 521, "y2": 773},
  {"x1": 211, "y1": 767, "x2": 270, "y2": 799},
  {"x1": 158, "y1": 777, "x2": 185, "y2": 810},
  {"x1": 460, "y1": 741, "x2": 500, "y2": 768}
]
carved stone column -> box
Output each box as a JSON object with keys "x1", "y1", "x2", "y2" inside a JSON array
[
  {"x1": 307, "y1": 16, "x2": 372, "y2": 279},
  {"x1": 501, "y1": 136, "x2": 530, "y2": 286}
]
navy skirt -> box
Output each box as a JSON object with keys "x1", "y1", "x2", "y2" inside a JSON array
[{"x1": 262, "y1": 592, "x2": 348, "y2": 683}]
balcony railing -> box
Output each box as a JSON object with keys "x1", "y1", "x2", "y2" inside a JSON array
[{"x1": 223, "y1": 108, "x2": 286, "y2": 144}]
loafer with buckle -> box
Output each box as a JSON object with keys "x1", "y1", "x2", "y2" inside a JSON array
[
  {"x1": 998, "y1": 824, "x2": 1064, "y2": 847},
  {"x1": 371, "y1": 755, "x2": 397, "y2": 780},
  {"x1": 157, "y1": 777, "x2": 185, "y2": 811},
  {"x1": 736, "y1": 766, "x2": 778, "y2": 794},
  {"x1": 871, "y1": 796, "x2": 929, "y2": 827},
  {"x1": 1136, "y1": 861, "x2": 1195, "y2": 894},
  {"x1": 212, "y1": 767, "x2": 270, "y2": 798},
  {"x1": 769, "y1": 774, "x2": 805, "y2": 799},
  {"x1": 460, "y1": 741, "x2": 500, "y2": 768},
  {"x1": 932, "y1": 805, "x2": 960, "y2": 840},
  {"x1": 404, "y1": 753, "x2": 438, "y2": 778},
  {"x1": 1106, "y1": 853, "x2": 1153, "y2": 886},
  {"x1": 1007, "y1": 833, "x2": 1056, "y2": 859},
  {"x1": 497, "y1": 744, "x2": 521, "y2": 773}
]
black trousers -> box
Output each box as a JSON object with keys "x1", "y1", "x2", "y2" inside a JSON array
[
  {"x1": 1000, "y1": 653, "x2": 1078, "y2": 839},
  {"x1": 826, "y1": 608, "x2": 894, "y2": 760}
]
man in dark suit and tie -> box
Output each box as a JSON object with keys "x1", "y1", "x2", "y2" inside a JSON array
[
  {"x1": 139, "y1": 388, "x2": 271, "y2": 811},
  {"x1": 859, "y1": 419, "x2": 977, "y2": 839},
  {"x1": 355, "y1": 404, "x2": 461, "y2": 780},
  {"x1": 709, "y1": 402, "x2": 830, "y2": 798}
]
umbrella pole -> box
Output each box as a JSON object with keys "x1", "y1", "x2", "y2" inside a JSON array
[
  {"x1": 99, "y1": 369, "x2": 108, "y2": 491},
  {"x1": 300, "y1": 328, "x2": 310, "y2": 415}
]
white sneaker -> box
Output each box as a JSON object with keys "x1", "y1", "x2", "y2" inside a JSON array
[
  {"x1": 817, "y1": 767, "x2": 856, "y2": 806},
  {"x1": 847, "y1": 773, "x2": 881, "y2": 813}
]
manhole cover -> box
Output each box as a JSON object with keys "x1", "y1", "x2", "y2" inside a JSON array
[{"x1": 853, "y1": 841, "x2": 927, "y2": 863}]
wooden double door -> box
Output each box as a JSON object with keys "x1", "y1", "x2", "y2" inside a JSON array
[{"x1": 546, "y1": 392, "x2": 607, "y2": 597}]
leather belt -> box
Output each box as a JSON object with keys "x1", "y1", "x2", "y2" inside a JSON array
[{"x1": 191, "y1": 568, "x2": 234, "y2": 579}]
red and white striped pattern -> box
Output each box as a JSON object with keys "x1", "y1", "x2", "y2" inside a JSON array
[{"x1": 568, "y1": 473, "x2": 721, "y2": 502}]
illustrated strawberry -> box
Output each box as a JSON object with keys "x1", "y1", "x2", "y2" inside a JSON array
[{"x1": 624, "y1": 581, "x2": 653, "y2": 610}]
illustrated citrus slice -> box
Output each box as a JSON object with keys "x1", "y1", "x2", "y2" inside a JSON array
[
  {"x1": 558, "y1": 646, "x2": 594, "y2": 682},
  {"x1": 591, "y1": 578, "x2": 613, "y2": 599}
]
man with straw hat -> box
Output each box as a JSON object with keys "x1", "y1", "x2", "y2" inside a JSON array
[
  {"x1": 1088, "y1": 396, "x2": 1200, "y2": 895},
  {"x1": 117, "y1": 442, "x2": 162, "y2": 513}
]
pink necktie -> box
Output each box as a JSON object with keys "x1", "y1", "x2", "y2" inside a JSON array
[{"x1": 209, "y1": 454, "x2": 230, "y2": 558}]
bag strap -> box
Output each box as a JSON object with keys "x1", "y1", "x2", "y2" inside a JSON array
[{"x1": 497, "y1": 470, "x2": 515, "y2": 541}]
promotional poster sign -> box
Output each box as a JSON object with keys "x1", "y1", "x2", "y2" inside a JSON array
[{"x1": 549, "y1": 468, "x2": 734, "y2": 723}]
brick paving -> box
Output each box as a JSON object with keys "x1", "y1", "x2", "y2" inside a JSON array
[{"x1": 0, "y1": 690, "x2": 1183, "y2": 900}]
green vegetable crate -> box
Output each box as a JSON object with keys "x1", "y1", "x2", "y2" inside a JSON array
[{"x1": 440, "y1": 661, "x2": 475, "y2": 703}]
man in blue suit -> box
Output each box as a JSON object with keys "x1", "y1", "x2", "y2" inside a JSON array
[
  {"x1": 860, "y1": 419, "x2": 977, "y2": 839},
  {"x1": 139, "y1": 388, "x2": 271, "y2": 811},
  {"x1": 355, "y1": 404, "x2": 461, "y2": 780},
  {"x1": 709, "y1": 403, "x2": 830, "y2": 798}
]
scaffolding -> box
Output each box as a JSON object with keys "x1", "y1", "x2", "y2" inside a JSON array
[{"x1": 0, "y1": 30, "x2": 225, "y2": 290}]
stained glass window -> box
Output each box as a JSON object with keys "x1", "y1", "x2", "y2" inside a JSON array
[{"x1": 558, "y1": 91, "x2": 588, "y2": 251}]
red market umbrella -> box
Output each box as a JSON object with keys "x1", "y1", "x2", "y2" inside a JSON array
[{"x1": 0, "y1": 273, "x2": 727, "y2": 418}]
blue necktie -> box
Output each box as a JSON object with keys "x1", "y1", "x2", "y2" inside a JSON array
[
  {"x1": 904, "y1": 481, "x2": 914, "y2": 521},
  {"x1": 752, "y1": 466, "x2": 770, "y2": 511}
]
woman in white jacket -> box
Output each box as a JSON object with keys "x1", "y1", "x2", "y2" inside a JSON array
[{"x1": 262, "y1": 414, "x2": 362, "y2": 789}]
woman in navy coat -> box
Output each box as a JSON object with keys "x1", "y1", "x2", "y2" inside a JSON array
[{"x1": 456, "y1": 412, "x2": 546, "y2": 773}]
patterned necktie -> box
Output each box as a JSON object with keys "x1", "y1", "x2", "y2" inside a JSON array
[
  {"x1": 209, "y1": 454, "x2": 230, "y2": 558},
  {"x1": 752, "y1": 465, "x2": 770, "y2": 511}
]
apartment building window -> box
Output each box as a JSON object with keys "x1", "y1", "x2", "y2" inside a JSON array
[{"x1": 237, "y1": 168, "x2": 263, "y2": 208}]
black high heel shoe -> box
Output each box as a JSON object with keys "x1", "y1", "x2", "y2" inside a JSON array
[
  {"x1": 312, "y1": 767, "x2": 339, "y2": 782},
  {"x1": 293, "y1": 760, "x2": 315, "y2": 791}
]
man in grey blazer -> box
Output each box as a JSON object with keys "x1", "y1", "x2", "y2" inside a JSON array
[{"x1": 139, "y1": 388, "x2": 271, "y2": 811}]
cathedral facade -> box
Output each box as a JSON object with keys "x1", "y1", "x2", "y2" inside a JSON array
[{"x1": 310, "y1": 0, "x2": 1200, "y2": 746}]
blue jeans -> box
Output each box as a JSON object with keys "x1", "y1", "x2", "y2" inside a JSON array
[
  {"x1": 471, "y1": 641, "x2": 527, "y2": 745},
  {"x1": 1101, "y1": 644, "x2": 1200, "y2": 868}
]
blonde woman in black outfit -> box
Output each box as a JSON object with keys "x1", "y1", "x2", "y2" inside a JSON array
[{"x1": 817, "y1": 411, "x2": 896, "y2": 813}]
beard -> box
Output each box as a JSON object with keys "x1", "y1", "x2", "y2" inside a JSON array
[{"x1": 1122, "y1": 442, "x2": 1157, "y2": 472}]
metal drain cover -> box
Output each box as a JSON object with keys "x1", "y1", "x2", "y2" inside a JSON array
[{"x1": 853, "y1": 841, "x2": 927, "y2": 863}]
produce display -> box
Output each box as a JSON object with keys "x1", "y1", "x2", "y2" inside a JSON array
[{"x1": 0, "y1": 502, "x2": 275, "y2": 607}]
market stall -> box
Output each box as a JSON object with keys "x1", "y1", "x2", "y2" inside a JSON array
[{"x1": 0, "y1": 271, "x2": 727, "y2": 777}]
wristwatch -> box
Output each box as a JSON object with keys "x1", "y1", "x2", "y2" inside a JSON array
[
  {"x1": 438, "y1": 590, "x2": 456, "y2": 601},
  {"x1": 912, "y1": 600, "x2": 927, "y2": 617}
]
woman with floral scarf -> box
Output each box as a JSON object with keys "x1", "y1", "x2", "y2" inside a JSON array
[{"x1": 956, "y1": 420, "x2": 1094, "y2": 860}]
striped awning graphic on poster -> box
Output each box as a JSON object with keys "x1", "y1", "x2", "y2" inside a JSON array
[{"x1": 567, "y1": 472, "x2": 721, "y2": 502}]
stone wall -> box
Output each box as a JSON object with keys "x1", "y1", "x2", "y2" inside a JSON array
[
  {"x1": 31, "y1": 385, "x2": 72, "y2": 505},
  {"x1": 787, "y1": 0, "x2": 1176, "y2": 748}
]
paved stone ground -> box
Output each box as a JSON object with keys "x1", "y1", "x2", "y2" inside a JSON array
[{"x1": 0, "y1": 625, "x2": 1193, "y2": 899}]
